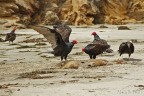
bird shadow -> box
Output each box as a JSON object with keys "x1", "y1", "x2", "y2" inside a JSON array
[
  {"x1": 101, "y1": 52, "x2": 115, "y2": 57},
  {"x1": 123, "y1": 58, "x2": 142, "y2": 62},
  {"x1": 9, "y1": 43, "x2": 18, "y2": 46}
]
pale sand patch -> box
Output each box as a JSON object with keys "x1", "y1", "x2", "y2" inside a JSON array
[{"x1": 0, "y1": 24, "x2": 144, "y2": 96}]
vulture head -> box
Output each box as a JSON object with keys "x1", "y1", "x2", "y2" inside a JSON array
[
  {"x1": 72, "y1": 40, "x2": 78, "y2": 44},
  {"x1": 91, "y1": 32, "x2": 97, "y2": 36},
  {"x1": 82, "y1": 48, "x2": 86, "y2": 52}
]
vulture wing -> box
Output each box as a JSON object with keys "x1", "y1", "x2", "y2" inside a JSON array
[
  {"x1": 118, "y1": 42, "x2": 127, "y2": 53},
  {"x1": 130, "y1": 43, "x2": 134, "y2": 53},
  {"x1": 93, "y1": 35, "x2": 113, "y2": 53},
  {"x1": 53, "y1": 24, "x2": 72, "y2": 42},
  {"x1": 32, "y1": 26, "x2": 66, "y2": 49},
  {"x1": 86, "y1": 43, "x2": 110, "y2": 52},
  {"x1": 5, "y1": 33, "x2": 11, "y2": 41},
  {"x1": 93, "y1": 39, "x2": 108, "y2": 45}
]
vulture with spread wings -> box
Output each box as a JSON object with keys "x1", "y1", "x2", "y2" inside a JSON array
[{"x1": 32, "y1": 26, "x2": 77, "y2": 61}]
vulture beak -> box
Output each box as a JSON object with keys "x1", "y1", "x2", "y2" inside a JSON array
[
  {"x1": 75, "y1": 40, "x2": 78, "y2": 44},
  {"x1": 82, "y1": 48, "x2": 85, "y2": 52},
  {"x1": 72, "y1": 40, "x2": 78, "y2": 44}
]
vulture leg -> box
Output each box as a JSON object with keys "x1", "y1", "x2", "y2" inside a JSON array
[
  {"x1": 93, "y1": 55, "x2": 96, "y2": 59},
  {"x1": 128, "y1": 53, "x2": 131, "y2": 61},
  {"x1": 61, "y1": 56, "x2": 64, "y2": 61},
  {"x1": 120, "y1": 53, "x2": 122, "y2": 57},
  {"x1": 64, "y1": 55, "x2": 68, "y2": 61},
  {"x1": 89, "y1": 55, "x2": 92, "y2": 59},
  {"x1": 117, "y1": 53, "x2": 122, "y2": 60}
]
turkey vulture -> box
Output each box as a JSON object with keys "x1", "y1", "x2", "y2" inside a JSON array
[
  {"x1": 118, "y1": 41, "x2": 134, "y2": 59},
  {"x1": 82, "y1": 43, "x2": 110, "y2": 59},
  {"x1": 5, "y1": 26, "x2": 17, "y2": 43},
  {"x1": 32, "y1": 26, "x2": 77, "y2": 61},
  {"x1": 91, "y1": 32, "x2": 113, "y2": 53},
  {"x1": 53, "y1": 23, "x2": 72, "y2": 43}
]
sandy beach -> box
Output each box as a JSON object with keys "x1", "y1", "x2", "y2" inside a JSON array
[{"x1": 0, "y1": 24, "x2": 144, "y2": 96}]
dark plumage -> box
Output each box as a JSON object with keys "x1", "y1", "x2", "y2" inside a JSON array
[
  {"x1": 91, "y1": 32, "x2": 113, "y2": 53},
  {"x1": 118, "y1": 41, "x2": 134, "y2": 58},
  {"x1": 92, "y1": 32, "x2": 106, "y2": 44},
  {"x1": 82, "y1": 43, "x2": 110, "y2": 59},
  {"x1": 53, "y1": 23, "x2": 72, "y2": 43},
  {"x1": 32, "y1": 26, "x2": 77, "y2": 61},
  {"x1": 5, "y1": 26, "x2": 17, "y2": 43}
]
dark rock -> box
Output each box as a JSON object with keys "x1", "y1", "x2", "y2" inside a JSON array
[
  {"x1": 118, "y1": 26, "x2": 131, "y2": 30},
  {"x1": 99, "y1": 25, "x2": 108, "y2": 28}
]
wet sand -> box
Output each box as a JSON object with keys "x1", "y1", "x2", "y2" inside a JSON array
[{"x1": 0, "y1": 24, "x2": 144, "y2": 96}]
